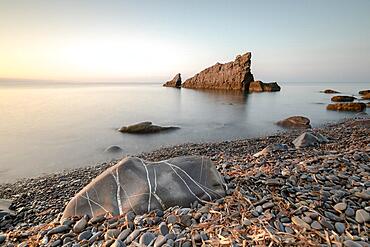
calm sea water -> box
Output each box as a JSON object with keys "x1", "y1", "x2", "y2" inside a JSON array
[{"x1": 0, "y1": 82, "x2": 368, "y2": 183}]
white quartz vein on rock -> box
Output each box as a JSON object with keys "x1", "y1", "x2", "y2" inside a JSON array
[
  {"x1": 85, "y1": 191, "x2": 94, "y2": 218},
  {"x1": 164, "y1": 161, "x2": 212, "y2": 201},
  {"x1": 139, "y1": 159, "x2": 153, "y2": 212}
]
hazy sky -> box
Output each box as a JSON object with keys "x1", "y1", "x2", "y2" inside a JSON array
[{"x1": 1, "y1": 0, "x2": 370, "y2": 82}]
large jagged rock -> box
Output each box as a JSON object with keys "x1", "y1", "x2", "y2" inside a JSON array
[
  {"x1": 118, "y1": 122, "x2": 179, "y2": 134},
  {"x1": 327, "y1": 103, "x2": 366, "y2": 112},
  {"x1": 331, "y1": 96, "x2": 356, "y2": 102},
  {"x1": 182, "y1": 53, "x2": 255, "y2": 91},
  {"x1": 61, "y1": 156, "x2": 226, "y2": 220},
  {"x1": 163, "y1": 73, "x2": 182, "y2": 88},
  {"x1": 276, "y1": 116, "x2": 311, "y2": 128},
  {"x1": 249, "y1": 81, "x2": 281, "y2": 92}
]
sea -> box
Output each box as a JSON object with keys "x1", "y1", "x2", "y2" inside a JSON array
[{"x1": 0, "y1": 82, "x2": 368, "y2": 183}]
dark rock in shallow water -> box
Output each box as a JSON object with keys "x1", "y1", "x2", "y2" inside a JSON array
[
  {"x1": 276, "y1": 116, "x2": 311, "y2": 129},
  {"x1": 331, "y1": 96, "x2": 356, "y2": 102},
  {"x1": 182, "y1": 52, "x2": 255, "y2": 91},
  {"x1": 249, "y1": 81, "x2": 281, "y2": 92},
  {"x1": 104, "y1": 145, "x2": 123, "y2": 153},
  {"x1": 61, "y1": 156, "x2": 225, "y2": 220},
  {"x1": 361, "y1": 93, "x2": 370, "y2": 99},
  {"x1": 118, "y1": 121, "x2": 179, "y2": 134},
  {"x1": 321, "y1": 89, "x2": 340, "y2": 94},
  {"x1": 327, "y1": 103, "x2": 366, "y2": 112},
  {"x1": 163, "y1": 73, "x2": 182, "y2": 88},
  {"x1": 359, "y1": 89, "x2": 370, "y2": 95}
]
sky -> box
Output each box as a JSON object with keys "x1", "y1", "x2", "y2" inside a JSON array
[{"x1": 0, "y1": 0, "x2": 370, "y2": 83}]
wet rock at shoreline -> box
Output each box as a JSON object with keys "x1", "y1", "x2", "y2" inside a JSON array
[
  {"x1": 118, "y1": 121, "x2": 179, "y2": 134},
  {"x1": 104, "y1": 145, "x2": 123, "y2": 153},
  {"x1": 249, "y1": 80, "x2": 281, "y2": 92},
  {"x1": 321, "y1": 89, "x2": 340, "y2": 94},
  {"x1": 359, "y1": 89, "x2": 370, "y2": 95},
  {"x1": 276, "y1": 116, "x2": 311, "y2": 128},
  {"x1": 182, "y1": 52, "x2": 255, "y2": 91},
  {"x1": 62, "y1": 156, "x2": 225, "y2": 219},
  {"x1": 327, "y1": 102, "x2": 366, "y2": 112},
  {"x1": 163, "y1": 73, "x2": 182, "y2": 88},
  {"x1": 331, "y1": 95, "x2": 356, "y2": 102},
  {"x1": 361, "y1": 93, "x2": 370, "y2": 99}
]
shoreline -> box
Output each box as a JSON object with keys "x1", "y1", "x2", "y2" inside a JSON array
[{"x1": 0, "y1": 116, "x2": 369, "y2": 246}]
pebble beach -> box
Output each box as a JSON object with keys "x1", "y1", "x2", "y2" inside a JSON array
[{"x1": 0, "y1": 117, "x2": 369, "y2": 246}]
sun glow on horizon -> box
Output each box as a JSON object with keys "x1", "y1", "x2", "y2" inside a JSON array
[{"x1": 0, "y1": 33, "x2": 192, "y2": 82}]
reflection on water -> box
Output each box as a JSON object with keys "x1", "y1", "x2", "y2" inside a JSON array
[{"x1": 0, "y1": 82, "x2": 368, "y2": 182}]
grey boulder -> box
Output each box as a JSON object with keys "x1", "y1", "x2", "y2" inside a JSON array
[
  {"x1": 292, "y1": 132, "x2": 329, "y2": 148},
  {"x1": 61, "y1": 156, "x2": 225, "y2": 220}
]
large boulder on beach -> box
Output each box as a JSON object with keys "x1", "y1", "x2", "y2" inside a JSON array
[
  {"x1": 276, "y1": 116, "x2": 311, "y2": 128},
  {"x1": 327, "y1": 103, "x2": 366, "y2": 112},
  {"x1": 292, "y1": 132, "x2": 329, "y2": 149},
  {"x1": 182, "y1": 53, "x2": 255, "y2": 91},
  {"x1": 321, "y1": 89, "x2": 340, "y2": 94},
  {"x1": 61, "y1": 156, "x2": 225, "y2": 220},
  {"x1": 118, "y1": 122, "x2": 179, "y2": 134},
  {"x1": 249, "y1": 81, "x2": 281, "y2": 92},
  {"x1": 163, "y1": 73, "x2": 182, "y2": 88},
  {"x1": 331, "y1": 96, "x2": 356, "y2": 102}
]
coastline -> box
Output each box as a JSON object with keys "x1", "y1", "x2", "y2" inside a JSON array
[{"x1": 0, "y1": 116, "x2": 369, "y2": 246}]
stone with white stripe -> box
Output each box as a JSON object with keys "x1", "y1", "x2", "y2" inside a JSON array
[{"x1": 61, "y1": 156, "x2": 226, "y2": 220}]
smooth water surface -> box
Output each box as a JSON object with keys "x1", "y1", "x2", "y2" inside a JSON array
[{"x1": 0, "y1": 82, "x2": 368, "y2": 182}]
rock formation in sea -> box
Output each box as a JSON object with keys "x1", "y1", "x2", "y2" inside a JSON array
[
  {"x1": 118, "y1": 121, "x2": 179, "y2": 134},
  {"x1": 327, "y1": 103, "x2": 366, "y2": 112},
  {"x1": 182, "y1": 53, "x2": 255, "y2": 91},
  {"x1": 180, "y1": 52, "x2": 280, "y2": 92},
  {"x1": 331, "y1": 96, "x2": 356, "y2": 102},
  {"x1": 61, "y1": 156, "x2": 225, "y2": 219},
  {"x1": 321, "y1": 89, "x2": 340, "y2": 94},
  {"x1": 163, "y1": 73, "x2": 182, "y2": 88},
  {"x1": 276, "y1": 116, "x2": 311, "y2": 128}
]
